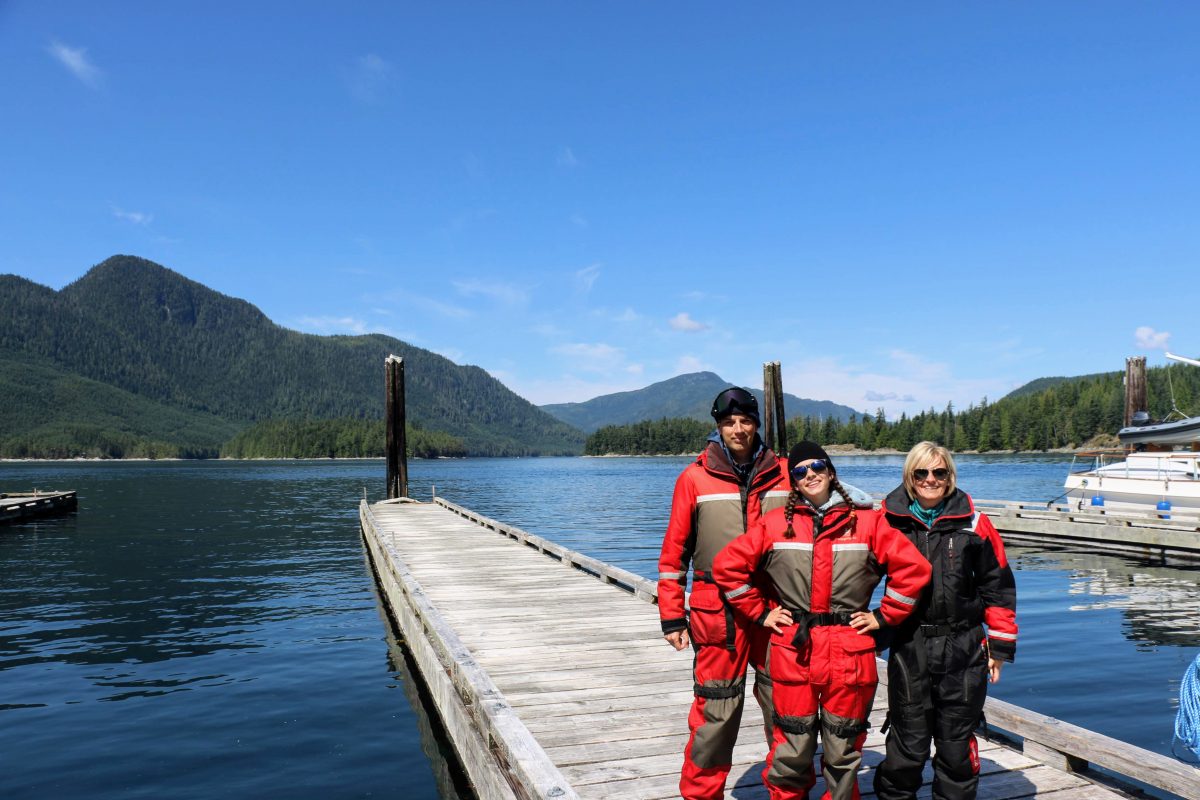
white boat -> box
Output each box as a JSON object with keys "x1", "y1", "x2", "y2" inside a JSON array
[
  {"x1": 1062, "y1": 351, "x2": 1200, "y2": 515},
  {"x1": 1063, "y1": 450, "x2": 1200, "y2": 514}
]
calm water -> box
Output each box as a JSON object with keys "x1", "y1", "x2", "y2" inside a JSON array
[{"x1": 1, "y1": 455, "x2": 1197, "y2": 799}]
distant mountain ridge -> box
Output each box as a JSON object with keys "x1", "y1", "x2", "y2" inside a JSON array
[
  {"x1": 540, "y1": 371, "x2": 863, "y2": 433},
  {"x1": 0, "y1": 255, "x2": 584, "y2": 456}
]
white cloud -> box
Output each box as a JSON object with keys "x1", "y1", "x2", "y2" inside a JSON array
[
  {"x1": 569, "y1": 213, "x2": 588, "y2": 228},
  {"x1": 346, "y1": 53, "x2": 397, "y2": 103},
  {"x1": 557, "y1": 146, "x2": 579, "y2": 167},
  {"x1": 626, "y1": 363, "x2": 645, "y2": 375},
  {"x1": 294, "y1": 315, "x2": 370, "y2": 335},
  {"x1": 613, "y1": 307, "x2": 640, "y2": 323},
  {"x1": 112, "y1": 207, "x2": 152, "y2": 225},
  {"x1": 669, "y1": 312, "x2": 709, "y2": 332},
  {"x1": 575, "y1": 263, "x2": 601, "y2": 293},
  {"x1": 452, "y1": 278, "x2": 528, "y2": 306},
  {"x1": 48, "y1": 40, "x2": 100, "y2": 87},
  {"x1": 675, "y1": 355, "x2": 709, "y2": 374},
  {"x1": 865, "y1": 390, "x2": 916, "y2": 402},
  {"x1": 434, "y1": 347, "x2": 465, "y2": 364},
  {"x1": 1135, "y1": 326, "x2": 1170, "y2": 351},
  {"x1": 551, "y1": 342, "x2": 624, "y2": 373},
  {"x1": 380, "y1": 289, "x2": 472, "y2": 319}
]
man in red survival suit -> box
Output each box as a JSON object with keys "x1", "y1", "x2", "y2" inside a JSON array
[{"x1": 658, "y1": 387, "x2": 790, "y2": 799}]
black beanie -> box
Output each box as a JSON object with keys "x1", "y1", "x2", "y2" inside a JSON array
[{"x1": 788, "y1": 441, "x2": 834, "y2": 474}]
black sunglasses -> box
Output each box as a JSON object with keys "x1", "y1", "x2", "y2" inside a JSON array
[
  {"x1": 913, "y1": 468, "x2": 950, "y2": 482},
  {"x1": 791, "y1": 460, "x2": 829, "y2": 479},
  {"x1": 711, "y1": 387, "x2": 758, "y2": 419}
]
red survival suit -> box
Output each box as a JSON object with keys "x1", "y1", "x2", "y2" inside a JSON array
[
  {"x1": 872, "y1": 487, "x2": 1018, "y2": 800},
  {"x1": 713, "y1": 488, "x2": 931, "y2": 800},
  {"x1": 658, "y1": 436, "x2": 789, "y2": 800}
]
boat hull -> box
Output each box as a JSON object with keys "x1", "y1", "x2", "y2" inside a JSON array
[
  {"x1": 1063, "y1": 453, "x2": 1200, "y2": 514},
  {"x1": 1117, "y1": 415, "x2": 1200, "y2": 446}
]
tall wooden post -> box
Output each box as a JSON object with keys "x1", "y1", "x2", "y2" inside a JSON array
[
  {"x1": 1124, "y1": 356, "x2": 1147, "y2": 428},
  {"x1": 762, "y1": 363, "x2": 777, "y2": 455},
  {"x1": 386, "y1": 355, "x2": 408, "y2": 499},
  {"x1": 762, "y1": 361, "x2": 788, "y2": 455}
]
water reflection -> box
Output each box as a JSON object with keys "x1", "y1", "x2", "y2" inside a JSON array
[{"x1": 1010, "y1": 546, "x2": 1200, "y2": 647}]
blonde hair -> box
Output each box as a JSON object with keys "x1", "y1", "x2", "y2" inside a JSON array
[{"x1": 902, "y1": 441, "x2": 957, "y2": 499}]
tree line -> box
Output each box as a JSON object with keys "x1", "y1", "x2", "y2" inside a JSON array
[{"x1": 584, "y1": 364, "x2": 1200, "y2": 455}]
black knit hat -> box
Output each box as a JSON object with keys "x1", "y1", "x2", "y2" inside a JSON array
[{"x1": 787, "y1": 441, "x2": 834, "y2": 474}]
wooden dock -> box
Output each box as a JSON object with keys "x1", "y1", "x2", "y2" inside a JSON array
[
  {"x1": 0, "y1": 490, "x2": 77, "y2": 525},
  {"x1": 975, "y1": 499, "x2": 1200, "y2": 562},
  {"x1": 359, "y1": 497, "x2": 1199, "y2": 800}
]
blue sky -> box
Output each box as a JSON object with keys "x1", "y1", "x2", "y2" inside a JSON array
[{"x1": 2, "y1": 3, "x2": 1196, "y2": 418}]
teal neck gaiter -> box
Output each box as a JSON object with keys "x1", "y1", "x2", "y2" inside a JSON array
[{"x1": 909, "y1": 498, "x2": 944, "y2": 528}]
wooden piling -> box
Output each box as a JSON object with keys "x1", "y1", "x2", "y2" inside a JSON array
[
  {"x1": 385, "y1": 355, "x2": 408, "y2": 499},
  {"x1": 762, "y1": 361, "x2": 787, "y2": 455},
  {"x1": 1124, "y1": 356, "x2": 1147, "y2": 428}
]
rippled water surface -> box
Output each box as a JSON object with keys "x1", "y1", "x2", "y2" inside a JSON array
[{"x1": 2, "y1": 455, "x2": 1197, "y2": 799}]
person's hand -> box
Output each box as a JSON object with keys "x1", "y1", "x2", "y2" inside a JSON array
[
  {"x1": 664, "y1": 629, "x2": 690, "y2": 650},
  {"x1": 849, "y1": 610, "x2": 880, "y2": 634},
  {"x1": 762, "y1": 607, "x2": 793, "y2": 633},
  {"x1": 988, "y1": 657, "x2": 1003, "y2": 683}
]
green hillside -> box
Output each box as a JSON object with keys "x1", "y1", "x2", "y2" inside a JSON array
[
  {"x1": 585, "y1": 364, "x2": 1200, "y2": 454},
  {"x1": 0, "y1": 255, "x2": 584, "y2": 457},
  {"x1": 542, "y1": 371, "x2": 862, "y2": 433}
]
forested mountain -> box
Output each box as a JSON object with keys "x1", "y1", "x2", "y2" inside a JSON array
[
  {"x1": 0, "y1": 255, "x2": 584, "y2": 457},
  {"x1": 584, "y1": 363, "x2": 1200, "y2": 455},
  {"x1": 541, "y1": 371, "x2": 862, "y2": 433}
]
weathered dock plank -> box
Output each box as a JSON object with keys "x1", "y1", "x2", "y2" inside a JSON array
[{"x1": 361, "y1": 497, "x2": 1195, "y2": 799}]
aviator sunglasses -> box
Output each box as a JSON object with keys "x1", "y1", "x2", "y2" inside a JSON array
[
  {"x1": 912, "y1": 467, "x2": 950, "y2": 481},
  {"x1": 791, "y1": 460, "x2": 829, "y2": 479}
]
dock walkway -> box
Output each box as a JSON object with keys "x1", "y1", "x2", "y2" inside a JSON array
[
  {"x1": 0, "y1": 490, "x2": 77, "y2": 525},
  {"x1": 359, "y1": 497, "x2": 1198, "y2": 800}
]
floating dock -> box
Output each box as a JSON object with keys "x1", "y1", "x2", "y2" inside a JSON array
[
  {"x1": 359, "y1": 497, "x2": 1199, "y2": 800},
  {"x1": 0, "y1": 490, "x2": 77, "y2": 525},
  {"x1": 976, "y1": 499, "x2": 1200, "y2": 562}
]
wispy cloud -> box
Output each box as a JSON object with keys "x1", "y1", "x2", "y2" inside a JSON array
[
  {"x1": 575, "y1": 263, "x2": 601, "y2": 293},
  {"x1": 613, "y1": 307, "x2": 639, "y2": 323},
  {"x1": 453, "y1": 278, "x2": 528, "y2": 306},
  {"x1": 865, "y1": 390, "x2": 916, "y2": 402},
  {"x1": 382, "y1": 289, "x2": 472, "y2": 320},
  {"x1": 1135, "y1": 326, "x2": 1170, "y2": 350},
  {"x1": 551, "y1": 342, "x2": 624, "y2": 372},
  {"x1": 669, "y1": 312, "x2": 709, "y2": 332},
  {"x1": 569, "y1": 213, "x2": 588, "y2": 228},
  {"x1": 675, "y1": 355, "x2": 709, "y2": 374},
  {"x1": 112, "y1": 206, "x2": 152, "y2": 226},
  {"x1": 346, "y1": 53, "x2": 397, "y2": 103},
  {"x1": 295, "y1": 315, "x2": 370, "y2": 335},
  {"x1": 557, "y1": 146, "x2": 579, "y2": 167},
  {"x1": 48, "y1": 40, "x2": 100, "y2": 87}
]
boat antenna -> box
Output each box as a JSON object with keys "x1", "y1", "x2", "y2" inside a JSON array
[{"x1": 1162, "y1": 353, "x2": 1196, "y2": 422}]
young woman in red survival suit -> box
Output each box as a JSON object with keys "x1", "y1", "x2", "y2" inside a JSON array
[{"x1": 714, "y1": 442, "x2": 931, "y2": 800}]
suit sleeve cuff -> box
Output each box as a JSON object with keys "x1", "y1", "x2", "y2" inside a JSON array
[
  {"x1": 872, "y1": 608, "x2": 888, "y2": 627},
  {"x1": 661, "y1": 617, "x2": 687, "y2": 635},
  {"x1": 988, "y1": 638, "x2": 1016, "y2": 662}
]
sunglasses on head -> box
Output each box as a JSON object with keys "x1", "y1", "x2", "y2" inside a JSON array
[
  {"x1": 913, "y1": 468, "x2": 950, "y2": 482},
  {"x1": 791, "y1": 460, "x2": 829, "y2": 479},
  {"x1": 712, "y1": 388, "x2": 758, "y2": 419}
]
